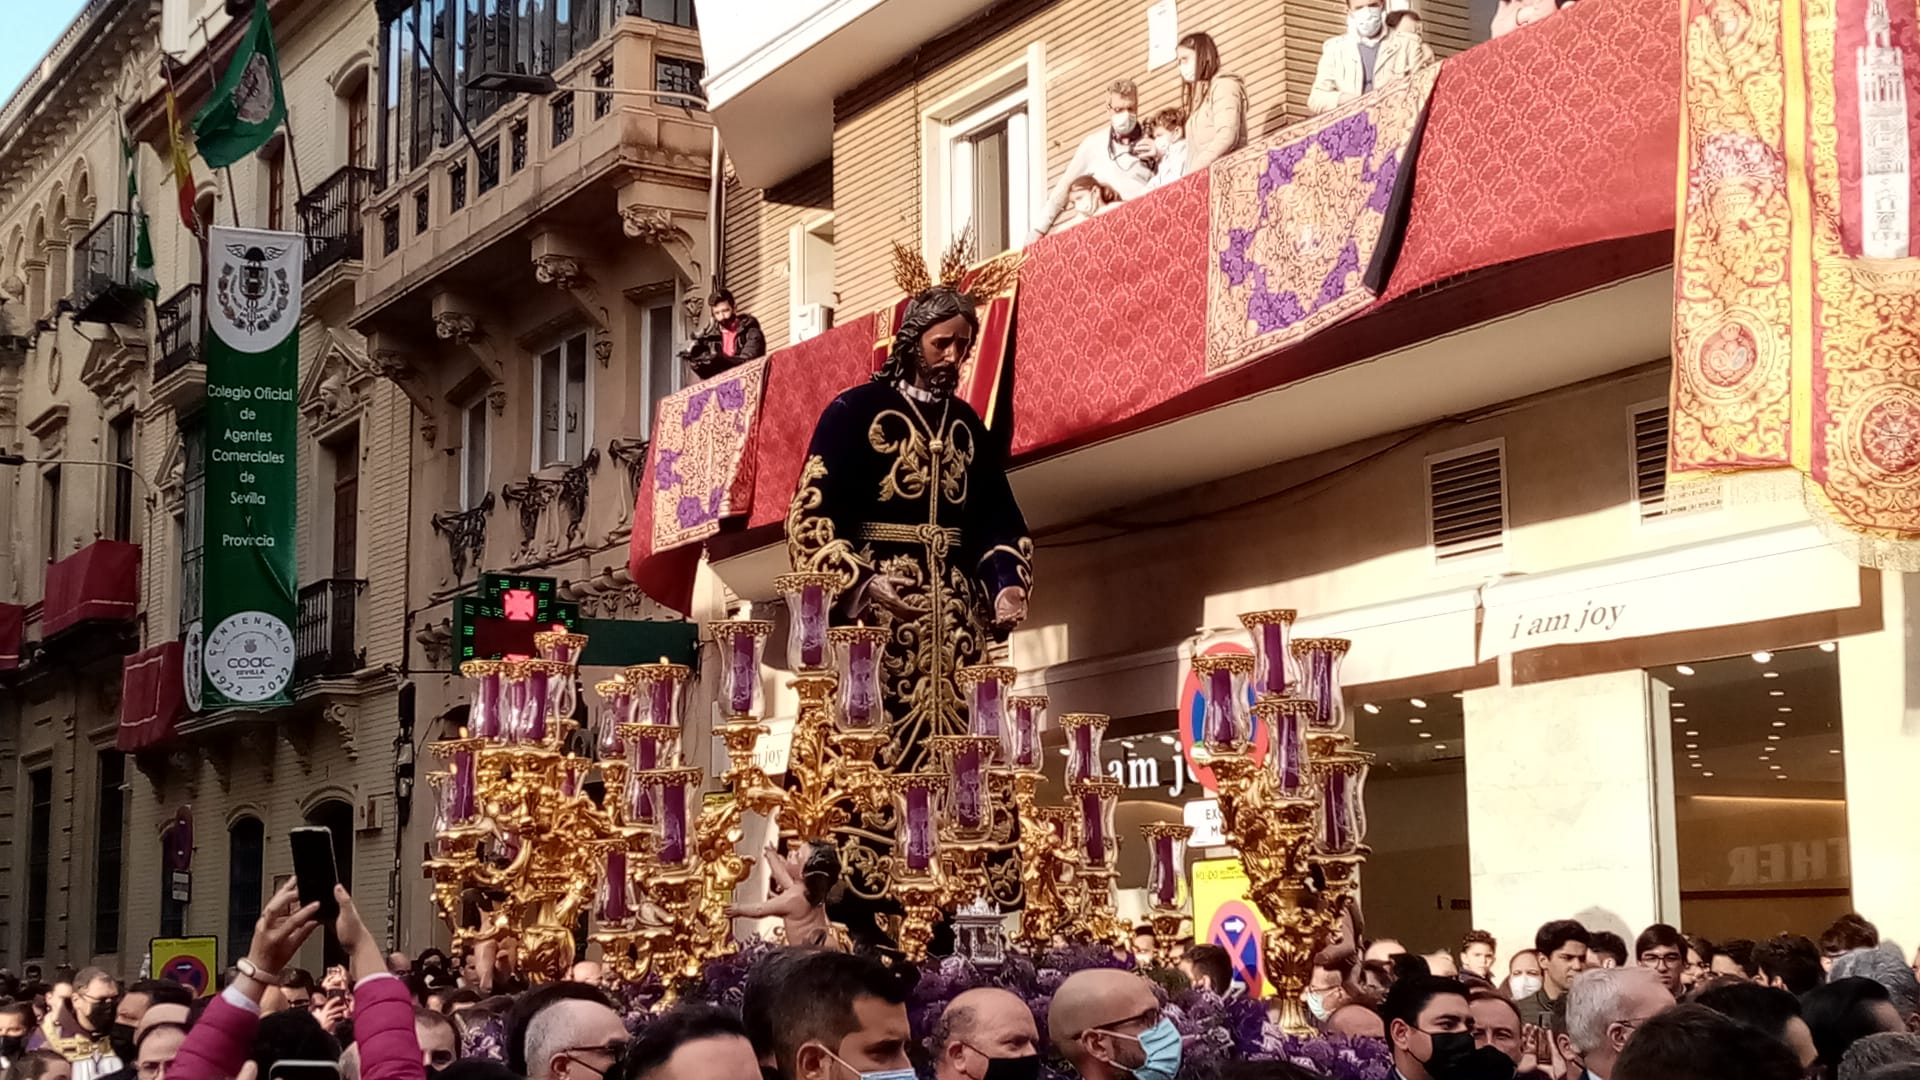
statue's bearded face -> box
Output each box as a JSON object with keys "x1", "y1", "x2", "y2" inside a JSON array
[{"x1": 913, "y1": 313, "x2": 975, "y2": 397}]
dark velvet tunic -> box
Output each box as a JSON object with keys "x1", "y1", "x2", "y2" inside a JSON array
[{"x1": 788, "y1": 381, "x2": 1032, "y2": 762}]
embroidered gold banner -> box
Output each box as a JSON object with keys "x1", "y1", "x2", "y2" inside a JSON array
[{"x1": 1672, "y1": 0, "x2": 1920, "y2": 563}]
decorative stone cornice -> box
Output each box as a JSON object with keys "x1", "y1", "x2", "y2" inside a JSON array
[
  {"x1": 433, "y1": 311, "x2": 480, "y2": 343},
  {"x1": 532, "y1": 253, "x2": 585, "y2": 290}
]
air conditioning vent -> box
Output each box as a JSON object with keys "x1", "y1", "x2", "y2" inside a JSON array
[
  {"x1": 1428, "y1": 444, "x2": 1506, "y2": 563},
  {"x1": 1633, "y1": 404, "x2": 1721, "y2": 520}
]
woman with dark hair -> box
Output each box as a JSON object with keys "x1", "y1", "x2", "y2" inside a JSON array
[
  {"x1": 1059, "y1": 175, "x2": 1122, "y2": 229},
  {"x1": 1176, "y1": 32, "x2": 1247, "y2": 175}
]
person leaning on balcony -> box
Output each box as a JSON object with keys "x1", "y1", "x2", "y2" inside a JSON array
[
  {"x1": 683, "y1": 289, "x2": 766, "y2": 379},
  {"x1": 1033, "y1": 79, "x2": 1155, "y2": 239},
  {"x1": 1307, "y1": 0, "x2": 1435, "y2": 115},
  {"x1": 1141, "y1": 107, "x2": 1189, "y2": 192},
  {"x1": 1176, "y1": 33, "x2": 1247, "y2": 175}
]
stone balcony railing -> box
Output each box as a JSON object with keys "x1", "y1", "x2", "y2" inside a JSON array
[{"x1": 356, "y1": 17, "x2": 712, "y2": 314}]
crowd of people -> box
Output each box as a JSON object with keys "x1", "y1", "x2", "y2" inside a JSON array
[{"x1": 10, "y1": 882, "x2": 1919, "y2": 1080}]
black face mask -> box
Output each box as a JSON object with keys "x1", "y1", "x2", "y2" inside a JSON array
[
  {"x1": 761, "y1": 1068, "x2": 783, "y2": 1080},
  {"x1": 0, "y1": 1036, "x2": 27, "y2": 1060},
  {"x1": 109, "y1": 1023, "x2": 136, "y2": 1062},
  {"x1": 84, "y1": 1001, "x2": 116, "y2": 1034},
  {"x1": 981, "y1": 1055, "x2": 1042, "y2": 1080},
  {"x1": 1424, "y1": 1037, "x2": 1517, "y2": 1080}
]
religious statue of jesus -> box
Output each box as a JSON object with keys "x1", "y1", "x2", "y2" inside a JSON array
[{"x1": 787, "y1": 285, "x2": 1033, "y2": 767}]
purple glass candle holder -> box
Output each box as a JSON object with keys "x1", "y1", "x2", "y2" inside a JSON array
[
  {"x1": 595, "y1": 678, "x2": 634, "y2": 758},
  {"x1": 830, "y1": 626, "x2": 889, "y2": 731},
  {"x1": 429, "y1": 774, "x2": 451, "y2": 841},
  {"x1": 957, "y1": 665, "x2": 1015, "y2": 749},
  {"x1": 1060, "y1": 713, "x2": 1109, "y2": 783},
  {"x1": 1292, "y1": 638, "x2": 1352, "y2": 733},
  {"x1": 646, "y1": 767, "x2": 702, "y2": 866},
  {"x1": 1004, "y1": 695, "x2": 1046, "y2": 771},
  {"x1": 450, "y1": 749, "x2": 477, "y2": 822},
  {"x1": 520, "y1": 661, "x2": 571, "y2": 743},
  {"x1": 1141, "y1": 823, "x2": 1192, "y2": 907},
  {"x1": 501, "y1": 663, "x2": 533, "y2": 743},
  {"x1": 625, "y1": 662, "x2": 689, "y2": 731},
  {"x1": 776, "y1": 573, "x2": 839, "y2": 672},
  {"x1": 534, "y1": 630, "x2": 587, "y2": 666},
  {"x1": 895, "y1": 773, "x2": 943, "y2": 874},
  {"x1": 1239, "y1": 609, "x2": 1299, "y2": 698},
  {"x1": 1072, "y1": 778, "x2": 1121, "y2": 869},
  {"x1": 461, "y1": 661, "x2": 509, "y2": 740},
  {"x1": 1192, "y1": 653, "x2": 1254, "y2": 750},
  {"x1": 711, "y1": 621, "x2": 772, "y2": 719},
  {"x1": 931, "y1": 735, "x2": 998, "y2": 843},
  {"x1": 1259, "y1": 698, "x2": 1316, "y2": 800},
  {"x1": 597, "y1": 847, "x2": 634, "y2": 923},
  {"x1": 1316, "y1": 756, "x2": 1371, "y2": 855}
]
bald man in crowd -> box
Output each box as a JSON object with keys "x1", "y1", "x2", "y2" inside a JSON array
[
  {"x1": 1048, "y1": 970, "x2": 1179, "y2": 1080},
  {"x1": 932, "y1": 988, "x2": 1041, "y2": 1080},
  {"x1": 1325, "y1": 1003, "x2": 1387, "y2": 1040}
]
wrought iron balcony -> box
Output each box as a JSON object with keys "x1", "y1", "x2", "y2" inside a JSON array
[
  {"x1": 297, "y1": 166, "x2": 377, "y2": 281},
  {"x1": 155, "y1": 285, "x2": 203, "y2": 381},
  {"x1": 70, "y1": 211, "x2": 145, "y2": 325},
  {"x1": 294, "y1": 578, "x2": 366, "y2": 682}
]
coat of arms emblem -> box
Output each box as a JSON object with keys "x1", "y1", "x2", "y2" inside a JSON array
[
  {"x1": 216, "y1": 244, "x2": 292, "y2": 333},
  {"x1": 234, "y1": 54, "x2": 276, "y2": 124}
]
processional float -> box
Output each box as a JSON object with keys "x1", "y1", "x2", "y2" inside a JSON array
[{"x1": 425, "y1": 594, "x2": 1370, "y2": 1034}]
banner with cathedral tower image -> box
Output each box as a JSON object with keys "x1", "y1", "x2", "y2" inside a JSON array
[{"x1": 1672, "y1": 0, "x2": 1920, "y2": 566}]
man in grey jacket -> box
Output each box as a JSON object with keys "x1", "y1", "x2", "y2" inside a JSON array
[{"x1": 1033, "y1": 79, "x2": 1154, "y2": 239}]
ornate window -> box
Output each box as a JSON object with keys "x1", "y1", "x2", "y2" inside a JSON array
[{"x1": 534, "y1": 332, "x2": 589, "y2": 468}]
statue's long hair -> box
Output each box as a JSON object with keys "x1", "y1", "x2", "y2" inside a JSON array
[{"x1": 873, "y1": 286, "x2": 980, "y2": 385}]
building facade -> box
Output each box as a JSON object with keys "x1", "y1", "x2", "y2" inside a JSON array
[{"x1": 692, "y1": 0, "x2": 1920, "y2": 970}]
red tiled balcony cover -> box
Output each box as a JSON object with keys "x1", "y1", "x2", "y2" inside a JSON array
[
  {"x1": 0, "y1": 603, "x2": 23, "y2": 671},
  {"x1": 118, "y1": 639, "x2": 187, "y2": 752},
  {"x1": 43, "y1": 539, "x2": 141, "y2": 637}
]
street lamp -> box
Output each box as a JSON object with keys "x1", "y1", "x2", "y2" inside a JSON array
[
  {"x1": 0, "y1": 453, "x2": 159, "y2": 505},
  {"x1": 466, "y1": 71, "x2": 722, "y2": 293}
]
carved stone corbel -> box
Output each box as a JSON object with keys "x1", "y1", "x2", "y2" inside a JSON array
[
  {"x1": 324, "y1": 702, "x2": 360, "y2": 760},
  {"x1": 487, "y1": 385, "x2": 507, "y2": 415},
  {"x1": 431, "y1": 298, "x2": 506, "y2": 379},
  {"x1": 530, "y1": 238, "x2": 610, "y2": 333},
  {"x1": 369, "y1": 344, "x2": 440, "y2": 446},
  {"x1": 414, "y1": 618, "x2": 453, "y2": 667}
]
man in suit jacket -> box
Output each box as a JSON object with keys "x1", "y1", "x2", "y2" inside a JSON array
[{"x1": 1308, "y1": 0, "x2": 1435, "y2": 114}]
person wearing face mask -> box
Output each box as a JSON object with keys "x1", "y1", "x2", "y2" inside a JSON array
[
  {"x1": 0, "y1": 1004, "x2": 35, "y2": 1070},
  {"x1": 1303, "y1": 960, "x2": 1354, "y2": 1029},
  {"x1": 1505, "y1": 950, "x2": 1544, "y2": 1002},
  {"x1": 39, "y1": 970, "x2": 121, "y2": 1080},
  {"x1": 931, "y1": 989, "x2": 1041, "y2": 1080},
  {"x1": 1307, "y1": 0, "x2": 1435, "y2": 115},
  {"x1": 91, "y1": 980, "x2": 195, "y2": 1080},
  {"x1": 1032, "y1": 79, "x2": 1154, "y2": 239},
  {"x1": 1049, "y1": 970, "x2": 1182, "y2": 1080},
  {"x1": 1139, "y1": 109, "x2": 1189, "y2": 192},
  {"x1": 765, "y1": 951, "x2": 912, "y2": 1080},
  {"x1": 1381, "y1": 976, "x2": 1516, "y2": 1080},
  {"x1": 1174, "y1": 32, "x2": 1247, "y2": 176}
]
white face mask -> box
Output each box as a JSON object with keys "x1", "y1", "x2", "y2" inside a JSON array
[
  {"x1": 1178, "y1": 58, "x2": 1197, "y2": 82},
  {"x1": 1510, "y1": 974, "x2": 1543, "y2": 998},
  {"x1": 1350, "y1": 6, "x2": 1386, "y2": 36},
  {"x1": 1111, "y1": 110, "x2": 1136, "y2": 133},
  {"x1": 1304, "y1": 990, "x2": 1333, "y2": 1023},
  {"x1": 1152, "y1": 134, "x2": 1173, "y2": 154}
]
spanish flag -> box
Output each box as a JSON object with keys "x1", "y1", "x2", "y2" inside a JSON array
[{"x1": 164, "y1": 76, "x2": 199, "y2": 237}]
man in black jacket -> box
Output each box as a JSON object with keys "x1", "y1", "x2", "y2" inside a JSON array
[{"x1": 684, "y1": 289, "x2": 766, "y2": 378}]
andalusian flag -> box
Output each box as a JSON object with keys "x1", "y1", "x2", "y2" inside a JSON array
[
  {"x1": 192, "y1": 0, "x2": 287, "y2": 169},
  {"x1": 122, "y1": 122, "x2": 158, "y2": 301}
]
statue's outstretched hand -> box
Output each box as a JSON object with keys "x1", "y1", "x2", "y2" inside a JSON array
[{"x1": 993, "y1": 586, "x2": 1028, "y2": 630}]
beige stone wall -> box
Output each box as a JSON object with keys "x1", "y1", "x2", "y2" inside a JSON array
[{"x1": 718, "y1": 160, "x2": 834, "y2": 354}]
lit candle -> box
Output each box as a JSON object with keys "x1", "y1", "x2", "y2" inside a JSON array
[
  {"x1": 728, "y1": 632, "x2": 756, "y2": 715},
  {"x1": 597, "y1": 680, "x2": 631, "y2": 758},
  {"x1": 1082, "y1": 788, "x2": 1108, "y2": 867},
  {"x1": 1150, "y1": 831, "x2": 1179, "y2": 905},
  {"x1": 1239, "y1": 610, "x2": 1297, "y2": 698},
  {"x1": 953, "y1": 743, "x2": 985, "y2": 831},
  {"x1": 451, "y1": 751, "x2": 476, "y2": 822},
  {"x1": 600, "y1": 850, "x2": 632, "y2": 922},
  {"x1": 903, "y1": 784, "x2": 935, "y2": 871},
  {"x1": 845, "y1": 638, "x2": 877, "y2": 727},
  {"x1": 659, "y1": 781, "x2": 688, "y2": 864}
]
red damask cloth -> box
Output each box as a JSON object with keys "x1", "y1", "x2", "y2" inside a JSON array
[{"x1": 118, "y1": 640, "x2": 187, "y2": 752}]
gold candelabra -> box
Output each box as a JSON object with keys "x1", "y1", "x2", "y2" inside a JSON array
[{"x1": 1199, "y1": 612, "x2": 1373, "y2": 1035}]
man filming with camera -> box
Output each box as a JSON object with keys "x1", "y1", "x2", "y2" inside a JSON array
[{"x1": 683, "y1": 288, "x2": 766, "y2": 379}]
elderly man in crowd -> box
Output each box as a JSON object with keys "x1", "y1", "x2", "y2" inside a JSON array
[
  {"x1": 1049, "y1": 970, "x2": 1181, "y2": 1080},
  {"x1": 1563, "y1": 967, "x2": 1674, "y2": 1080},
  {"x1": 931, "y1": 988, "x2": 1040, "y2": 1080},
  {"x1": 1831, "y1": 945, "x2": 1920, "y2": 1029},
  {"x1": 507, "y1": 983, "x2": 630, "y2": 1080}
]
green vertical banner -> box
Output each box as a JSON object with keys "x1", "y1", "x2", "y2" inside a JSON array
[{"x1": 201, "y1": 225, "x2": 302, "y2": 709}]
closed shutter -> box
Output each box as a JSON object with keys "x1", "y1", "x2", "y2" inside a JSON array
[{"x1": 1428, "y1": 443, "x2": 1506, "y2": 563}]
